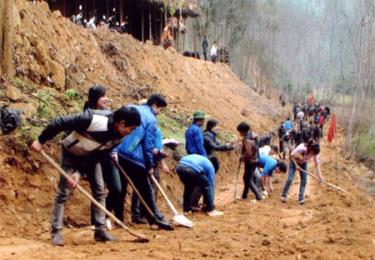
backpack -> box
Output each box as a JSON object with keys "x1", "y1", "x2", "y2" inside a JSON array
[{"x1": 0, "y1": 106, "x2": 22, "y2": 134}]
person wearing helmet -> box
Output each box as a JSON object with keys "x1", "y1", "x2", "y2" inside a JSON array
[
  {"x1": 185, "y1": 110, "x2": 207, "y2": 156},
  {"x1": 281, "y1": 139, "x2": 323, "y2": 205}
]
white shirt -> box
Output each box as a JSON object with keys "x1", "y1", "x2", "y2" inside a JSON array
[
  {"x1": 210, "y1": 45, "x2": 217, "y2": 56},
  {"x1": 259, "y1": 145, "x2": 271, "y2": 155}
]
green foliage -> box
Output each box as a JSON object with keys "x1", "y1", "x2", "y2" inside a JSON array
[
  {"x1": 65, "y1": 88, "x2": 79, "y2": 100},
  {"x1": 351, "y1": 126, "x2": 375, "y2": 170},
  {"x1": 158, "y1": 110, "x2": 189, "y2": 143},
  {"x1": 10, "y1": 77, "x2": 37, "y2": 93}
]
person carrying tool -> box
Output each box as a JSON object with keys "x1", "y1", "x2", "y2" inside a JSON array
[
  {"x1": 111, "y1": 94, "x2": 173, "y2": 230},
  {"x1": 130, "y1": 126, "x2": 170, "y2": 225},
  {"x1": 185, "y1": 110, "x2": 207, "y2": 156},
  {"x1": 176, "y1": 154, "x2": 223, "y2": 216},
  {"x1": 281, "y1": 139, "x2": 323, "y2": 204},
  {"x1": 237, "y1": 122, "x2": 263, "y2": 202},
  {"x1": 30, "y1": 106, "x2": 141, "y2": 246}
]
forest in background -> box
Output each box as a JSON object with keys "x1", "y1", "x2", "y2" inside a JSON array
[{"x1": 184, "y1": 0, "x2": 375, "y2": 170}]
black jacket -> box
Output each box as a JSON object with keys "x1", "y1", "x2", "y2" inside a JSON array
[
  {"x1": 38, "y1": 109, "x2": 122, "y2": 156},
  {"x1": 203, "y1": 130, "x2": 233, "y2": 156}
]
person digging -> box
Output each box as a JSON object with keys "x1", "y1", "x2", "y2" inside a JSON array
[
  {"x1": 31, "y1": 106, "x2": 141, "y2": 246},
  {"x1": 176, "y1": 154, "x2": 224, "y2": 217},
  {"x1": 281, "y1": 139, "x2": 323, "y2": 204}
]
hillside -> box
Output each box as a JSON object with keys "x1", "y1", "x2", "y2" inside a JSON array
[{"x1": 0, "y1": 1, "x2": 374, "y2": 259}]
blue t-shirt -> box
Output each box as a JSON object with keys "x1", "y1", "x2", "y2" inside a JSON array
[
  {"x1": 179, "y1": 154, "x2": 215, "y2": 187},
  {"x1": 284, "y1": 120, "x2": 293, "y2": 130},
  {"x1": 257, "y1": 154, "x2": 278, "y2": 177}
]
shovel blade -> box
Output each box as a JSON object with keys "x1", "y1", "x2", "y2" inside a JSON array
[{"x1": 172, "y1": 214, "x2": 194, "y2": 228}]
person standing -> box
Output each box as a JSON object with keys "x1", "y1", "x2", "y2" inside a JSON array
[
  {"x1": 278, "y1": 122, "x2": 286, "y2": 160},
  {"x1": 210, "y1": 41, "x2": 218, "y2": 63},
  {"x1": 30, "y1": 106, "x2": 141, "y2": 246},
  {"x1": 237, "y1": 122, "x2": 263, "y2": 202},
  {"x1": 185, "y1": 110, "x2": 207, "y2": 156},
  {"x1": 202, "y1": 36, "x2": 209, "y2": 61},
  {"x1": 161, "y1": 19, "x2": 174, "y2": 49},
  {"x1": 203, "y1": 119, "x2": 234, "y2": 156}
]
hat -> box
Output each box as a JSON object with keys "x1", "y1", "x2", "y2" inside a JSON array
[{"x1": 193, "y1": 110, "x2": 205, "y2": 119}]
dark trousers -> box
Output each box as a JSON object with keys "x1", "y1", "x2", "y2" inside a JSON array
[
  {"x1": 102, "y1": 155, "x2": 127, "y2": 222},
  {"x1": 203, "y1": 50, "x2": 207, "y2": 61},
  {"x1": 131, "y1": 166, "x2": 161, "y2": 220},
  {"x1": 242, "y1": 162, "x2": 262, "y2": 200},
  {"x1": 118, "y1": 154, "x2": 164, "y2": 224},
  {"x1": 176, "y1": 164, "x2": 214, "y2": 212}
]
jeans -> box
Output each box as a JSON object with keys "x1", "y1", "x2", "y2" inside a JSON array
[
  {"x1": 254, "y1": 168, "x2": 265, "y2": 192},
  {"x1": 51, "y1": 149, "x2": 106, "y2": 232},
  {"x1": 102, "y1": 155, "x2": 127, "y2": 222},
  {"x1": 176, "y1": 164, "x2": 214, "y2": 212},
  {"x1": 282, "y1": 161, "x2": 308, "y2": 201},
  {"x1": 242, "y1": 162, "x2": 262, "y2": 200},
  {"x1": 118, "y1": 154, "x2": 164, "y2": 224}
]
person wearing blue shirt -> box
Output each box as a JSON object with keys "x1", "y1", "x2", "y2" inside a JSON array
[
  {"x1": 185, "y1": 110, "x2": 207, "y2": 156},
  {"x1": 176, "y1": 154, "x2": 223, "y2": 217},
  {"x1": 257, "y1": 154, "x2": 287, "y2": 193},
  {"x1": 112, "y1": 94, "x2": 173, "y2": 230},
  {"x1": 283, "y1": 117, "x2": 293, "y2": 131}
]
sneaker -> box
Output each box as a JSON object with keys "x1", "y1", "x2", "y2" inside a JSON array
[
  {"x1": 250, "y1": 199, "x2": 257, "y2": 204},
  {"x1": 51, "y1": 231, "x2": 64, "y2": 246},
  {"x1": 94, "y1": 230, "x2": 117, "y2": 242},
  {"x1": 262, "y1": 190, "x2": 268, "y2": 198},
  {"x1": 299, "y1": 199, "x2": 305, "y2": 205},
  {"x1": 207, "y1": 209, "x2": 224, "y2": 217},
  {"x1": 281, "y1": 196, "x2": 287, "y2": 203},
  {"x1": 105, "y1": 219, "x2": 112, "y2": 230}
]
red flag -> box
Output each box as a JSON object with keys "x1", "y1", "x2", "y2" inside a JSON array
[{"x1": 327, "y1": 113, "x2": 336, "y2": 143}]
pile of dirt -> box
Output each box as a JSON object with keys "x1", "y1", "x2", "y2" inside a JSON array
[{"x1": 0, "y1": 0, "x2": 374, "y2": 259}]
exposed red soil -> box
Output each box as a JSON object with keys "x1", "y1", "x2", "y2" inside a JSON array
[{"x1": 0, "y1": 1, "x2": 374, "y2": 259}]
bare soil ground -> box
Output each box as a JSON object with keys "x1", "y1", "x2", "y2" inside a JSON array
[{"x1": 0, "y1": 1, "x2": 374, "y2": 259}]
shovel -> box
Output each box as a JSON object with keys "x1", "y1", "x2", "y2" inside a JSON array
[
  {"x1": 40, "y1": 151, "x2": 149, "y2": 243},
  {"x1": 150, "y1": 175, "x2": 193, "y2": 228},
  {"x1": 292, "y1": 158, "x2": 345, "y2": 192},
  {"x1": 114, "y1": 160, "x2": 174, "y2": 230}
]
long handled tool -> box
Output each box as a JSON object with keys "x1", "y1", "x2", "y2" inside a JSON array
[
  {"x1": 114, "y1": 161, "x2": 173, "y2": 230},
  {"x1": 150, "y1": 175, "x2": 193, "y2": 228},
  {"x1": 40, "y1": 151, "x2": 149, "y2": 242},
  {"x1": 233, "y1": 161, "x2": 242, "y2": 201},
  {"x1": 292, "y1": 158, "x2": 345, "y2": 192}
]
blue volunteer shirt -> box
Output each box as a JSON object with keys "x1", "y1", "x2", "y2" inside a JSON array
[
  {"x1": 284, "y1": 120, "x2": 293, "y2": 130},
  {"x1": 258, "y1": 154, "x2": 278, "y2": 177},
  {"x1": 179, "y1": 154, "x2": 215, "y2": 187},
  {"x1": 185, "y1": 123, "x2": 207, "y2": 156}
]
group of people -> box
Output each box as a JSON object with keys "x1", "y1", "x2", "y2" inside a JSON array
[
  {"x1": 70, "y1": 5, "x2": 127, "y2": 33},
  {"x1": 30, "y1": 86, "x2": 326, "y2": 246}
]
